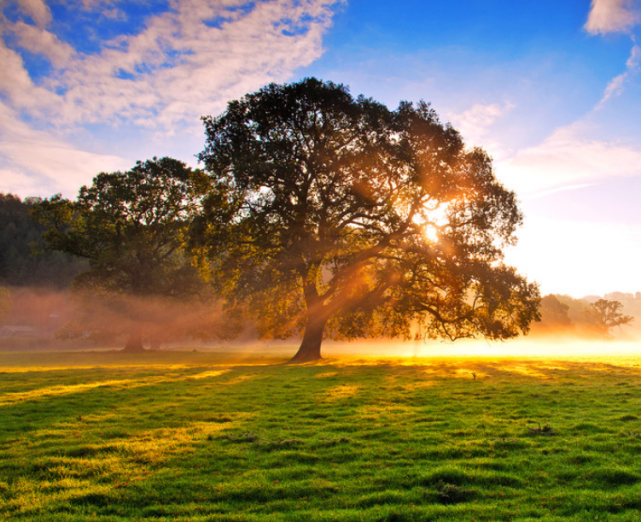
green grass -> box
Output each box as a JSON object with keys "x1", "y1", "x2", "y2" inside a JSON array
[{"x1": 2, "y1": 350, "x2": 641, "y2": 520}]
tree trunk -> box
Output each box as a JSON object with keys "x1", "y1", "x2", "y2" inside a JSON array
[
  {"x1": 123, "y1": 328, "x2": 145, "y2": 352},
  {"x1": 289, "y1": 315, "x2": 326, "y2": 363}
]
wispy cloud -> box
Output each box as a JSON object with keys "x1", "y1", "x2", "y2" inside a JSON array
[
  {"x1": 497, "y1": 124, "x2": 641, "y2": 197},
  {"x1": 450, "y1": 101, "x2": 513, "y2": 140},
  {"x1": 448, "y1": 101, "x2": 515, "y2": 160},
  {"x1": 597, "y1": 43, "x2": 641, "y2": 106}
]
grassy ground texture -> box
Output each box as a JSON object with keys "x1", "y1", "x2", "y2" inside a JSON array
[{"x1": 2, "y1": 349, "x2": 641, "y2": 521}]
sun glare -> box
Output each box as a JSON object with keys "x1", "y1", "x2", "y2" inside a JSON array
[
  {"x1": 423, "y1": 224, "x2": 439, "y2": 243},
  {"x1": 413, "y1": 203, "x2": 450, "y2": 244}
]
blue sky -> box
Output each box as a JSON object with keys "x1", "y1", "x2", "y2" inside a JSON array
[{"x1": 1, "y1": 0, "x2": 640, "y2": 298}]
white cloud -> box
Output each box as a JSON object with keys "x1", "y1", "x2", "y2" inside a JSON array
[
  {"x1": 0, "y1": 0, "x2": 344, "y2": 196},
  {"x1": 12, "y1": 21, "x2": 75, "y2": 67},
  {"x1": 0, "y1": 167, "x2": 48, "y2": 197},
  {"x1": 3, "y1": 0, "x2": 342, "y2": 130},
  {"x1": 1, "y1": 144, "x2": 130, "y2": 198},
  {"x1": 585, "y1": 0, "x2": 641, "y2": 35},
  {"x1": 497, "y1": 124, "x2": 641, "y2": 197},
  {"x1": 0, "y1": 42, "x2": 59, "y2": 112},
  {"x1": 12, "y1": 0, "x2": 51, "y2": 28},
  {"x1": 585, "y1": 0, "x2": 641, "y2": 106}
]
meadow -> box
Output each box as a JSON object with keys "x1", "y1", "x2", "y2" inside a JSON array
[{"x1": 2, "y1": 348, "x2": 641, "y2": 521}]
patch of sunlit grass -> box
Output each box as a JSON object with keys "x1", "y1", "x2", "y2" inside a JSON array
[
  {"x1": 452, "y1": 368, "x2": 489, "y2": 379},
  {"x1": 324, "y1": 384, "x2": 360, "y2": 401},
  {"x1": 0, "y1": 380, "x2": 138, "y2": 405},
  {"x1": 494, "y1": 364, "x2": 551, "y2": 379},
  {"x1": 218, "y1": 373, "x2": 260, "y2": 386},
  {"x1": 399, "y1": 380, "x2": 439, "y2": 391},
  {"x1": 187, "y1": 369, "x2": 230, "y2": 380},
  {"x1": 0, "y1": 370, "x2": 233, "y2": 406},
  {"x1": 315, "y1": 371, "x2": 338, "y2": 378}
]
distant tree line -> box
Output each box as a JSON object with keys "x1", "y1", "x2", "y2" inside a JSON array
[{"x1": 534, "y1": 294, "x2": 635, "y2": 338}]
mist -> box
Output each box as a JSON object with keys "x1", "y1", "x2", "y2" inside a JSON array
[
  {"x1": 0, "y1": 286, "x2": 242, "y2": 351},
  {"x1": 2, "y1": 284, "x2": 640, "y2": 361}
]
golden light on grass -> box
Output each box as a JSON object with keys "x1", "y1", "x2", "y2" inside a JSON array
[
  {"x1": 4, "y1": 420, "x2": 236, "y2": 517},
  {"x1": 188, "y1": 369, "x2": 230, "y2": 380},
  {"x1": 399, "y1": 380, "x2": 439, "y2": 391},
  {"x1": 493, "y1": 364, "x2": 550, "y2": 379},
  {"x1": 315, "y1": 371, "x2": 338, "y2": 378},
  {"x1": 325, "y1": 384, "x2": 360, "y2": 401},
  {"x1": 219, "y1": 374, "x2": 260, "y2": 386},
  {"x1": 0, "y1": 380, "x2": 140, "y2": 406},
  {"x1": 452, "y1": 368, "x2": 489, "y2": 379},
  {"x1": 0, "y1": 369, "x2": 232, "y2": 406}
]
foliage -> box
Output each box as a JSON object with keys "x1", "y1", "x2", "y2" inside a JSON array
[
  {"x1": 32, "y1": 157, "x2": 208, "y2": 298},
  {"x1": 3, "y1": 352, "x2": 641, "y2": 520},
  {"x1": 538, "y1": 294, "x2": 572, "y2": 327},
  {"x1": 197, "y1": 78, "x2": 540, "y2": 361},
  {"x1": 588, "y1": 299, "x2": 634, "y2": 336},
  {"x1": 31, "y1": 158, "x2": 226, "y2": 349},
  {"x1": 0, "y1": 193, "x2": 86, "y2": 288},
  {"x1": 531, "y1": 294, "x2": 574, "y2": 335}
]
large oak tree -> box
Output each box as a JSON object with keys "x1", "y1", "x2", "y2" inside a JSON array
[{"x1": 196, "y1": 78, "x2": 540, "y2": 362}]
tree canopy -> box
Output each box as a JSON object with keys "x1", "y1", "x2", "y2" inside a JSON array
[
  {"x1": 536, "y1": 294, "x2": 572, "y2": 331},
  {"x1": 589, "y1": 298, "x2": 633, "y2": 336},
  {"x1": 196, "y1": 78, "x2": 540, "y2": 362},
  {"x1": 32, "y1": 157, "x2": 213, "y2": 350}
]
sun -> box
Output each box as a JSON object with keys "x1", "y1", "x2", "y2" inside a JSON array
[{"x1": 423, "y1": 223, "x2": 439, "y2": 243}]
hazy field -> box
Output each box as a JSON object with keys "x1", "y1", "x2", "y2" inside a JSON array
[{"x1": 2, "y1": 346, "x2": 641, "y2": 521}]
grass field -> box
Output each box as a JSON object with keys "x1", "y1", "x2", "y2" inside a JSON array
[{"x1": 2, "y1": 348, "x2": 641, "y2": 521}]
